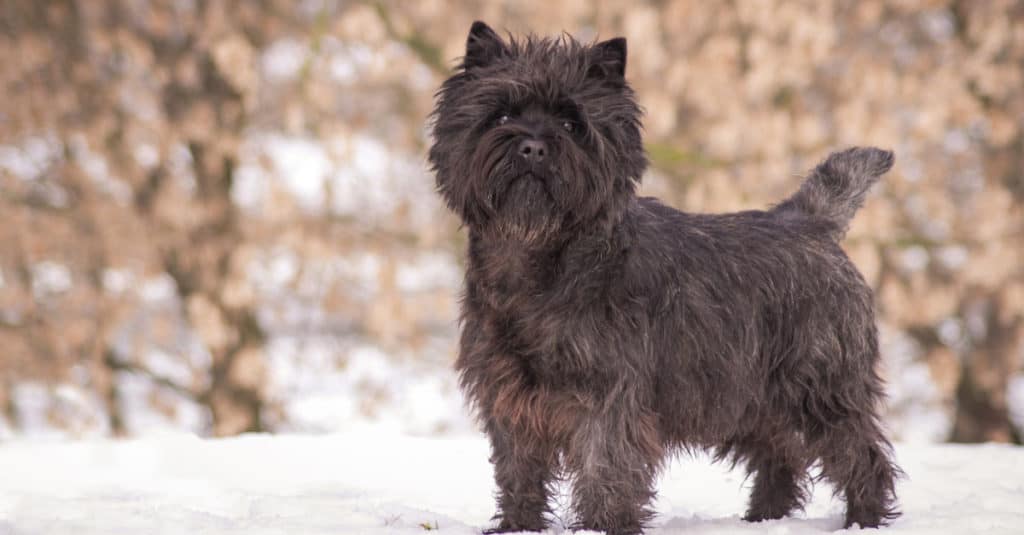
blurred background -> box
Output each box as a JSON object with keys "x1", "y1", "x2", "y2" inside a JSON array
[{"x1": 0, "y1": 0, "x2": 1021, "y2": 444}]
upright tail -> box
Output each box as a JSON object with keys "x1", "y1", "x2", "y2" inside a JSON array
[{"x1": 773, "y1": 147, "x2": 894, "y2": 240}]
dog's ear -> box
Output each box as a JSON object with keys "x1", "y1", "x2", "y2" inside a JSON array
[
  {"x1": 464, "y1": 21, "x2": 506, "y2": 69},
  {"x1": 588, "y1": 37, "x2": 627, "y2": 80}
]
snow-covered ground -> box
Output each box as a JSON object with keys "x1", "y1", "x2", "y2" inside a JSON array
[{"x1": 1, "y1": 430, "x2": 1022, "y2": 535}]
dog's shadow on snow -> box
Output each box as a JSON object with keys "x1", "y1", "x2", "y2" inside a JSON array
[
  {"x1": 531, "y1": 515, "x2": 849, "y2": 534},
  {"x1": 656, "y1": 514, "x2": 845, "y2": 533}
]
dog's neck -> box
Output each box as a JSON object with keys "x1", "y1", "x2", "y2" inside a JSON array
[
  {"x1": 466, "y1": 210, "x2": 634, "y2": 311},
  {"x1": 468, "y1": 228, "x2": 565, "y2": 295}
]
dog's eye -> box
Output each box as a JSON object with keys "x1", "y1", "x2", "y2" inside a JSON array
[
  {"x1": 497, "y1": 115, "x2": 510, "y2": 126},
  {"x1": 562, "y1": 120, "x2": 575, "y2": 133}
]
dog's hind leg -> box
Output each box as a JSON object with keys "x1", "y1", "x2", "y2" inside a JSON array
[
  {"x1": 812, "y1": 412, "x2": 900, "y2": 528},
  {"x1": 800, "y1": 288, "x2": 901, "y2": 528},
  {"x1": 733, "y1": 431, "x2": 811, "y2": 522}
]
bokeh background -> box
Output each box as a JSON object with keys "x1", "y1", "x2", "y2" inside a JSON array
[{"x1": 1, "y1": 0, "x2": 1022, "y2": 444}]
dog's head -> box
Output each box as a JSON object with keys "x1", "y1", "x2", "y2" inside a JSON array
[{"x1": 429, "y1": 21, "x2": 646, "y2": 243}]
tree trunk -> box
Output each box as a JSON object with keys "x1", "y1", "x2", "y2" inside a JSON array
[{"x1": 950, "y1": 294, "x2": 1023, "y2": 443}]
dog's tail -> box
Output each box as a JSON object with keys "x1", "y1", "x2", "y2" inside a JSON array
[{"x1": 773, "y1": 147, "x2": 893, "y2": 241}]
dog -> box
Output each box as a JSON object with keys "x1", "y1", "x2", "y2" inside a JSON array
[{"x1": 429, "y1": 21, "x2": 901, "y2": 534}]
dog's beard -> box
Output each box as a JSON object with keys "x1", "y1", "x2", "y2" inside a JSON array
[
  {"x1": 492, "y1": 172, "x2": 562, "y2": 242},
  {"x1": 470, "y1": 136, "x2": 565, "y2": 243}
]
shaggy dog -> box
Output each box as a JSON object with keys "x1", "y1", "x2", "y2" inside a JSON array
[{"x1": 429, "y1": 21, "x2": 901, "y2": 535}]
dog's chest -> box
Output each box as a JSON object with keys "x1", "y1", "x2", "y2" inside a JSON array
[
  {"x1": 480, "y1": 288, "x2": 612, "y2": 386},
  {"x1": 469, "y1": 238, "x2": 634, "y2": 379}
]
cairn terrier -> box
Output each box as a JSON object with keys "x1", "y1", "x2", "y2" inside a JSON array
[{"x1": 429, "y1": 21, "x2": 901, "y2": 535}]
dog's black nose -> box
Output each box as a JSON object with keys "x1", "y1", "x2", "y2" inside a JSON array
[{"x1": 518, "y1": 139, "x2": 547, "y2": 164}]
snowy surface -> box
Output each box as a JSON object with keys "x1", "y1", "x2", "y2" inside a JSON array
[{"x1": 1, "y1": 431, "x2": 1022, "y2": 535}]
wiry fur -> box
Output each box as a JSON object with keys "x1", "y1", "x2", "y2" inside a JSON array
[{"x1": 429, "y1": 22, "x2": 902, "y2": 535}]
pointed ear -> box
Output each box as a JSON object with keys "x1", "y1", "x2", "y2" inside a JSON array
[
  {"x1": 588, "y1": 37, "x2": 627, "y2": 80},
  {"x1": 464, "y1": 21, "x2": 506, "y2": 69}
]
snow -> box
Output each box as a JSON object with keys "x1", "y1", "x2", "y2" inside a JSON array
[
  {"x1": 232, "y1": 131, "x2": 441, "y2": 227},
  {"x1": 1010, "y1": 376, "x2": 1024, "y2": 433},
  {"x1": 29, "y1": 261, "x2": 73, "y2": 297},
  {"x1": 138, "y1": 274, "x2": 178, "y2": 303},
  {"x1": 265, "y1": 339, "x2": 469, "y2": 435},
  {"x1": 0, "y1": 135, "x2": 60, "y2": 180},
  {"x1": 1, "y1": 431, "x2": 1022, "y2": 534},
  {"x1": 261, "y1": 38, "x2": 308, "y2": 81}
]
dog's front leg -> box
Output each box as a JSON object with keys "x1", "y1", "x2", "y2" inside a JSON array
[
  {"x1": 565, "y1": 397, "x2": 662, "y2": 535},
  {"x1": 483, "y1": 418, "x2": 557, "y2": 533}
]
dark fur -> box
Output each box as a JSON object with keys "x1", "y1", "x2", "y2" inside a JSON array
[{"x1": 429, "y1": 22, "x2": 901, "y2": 535}]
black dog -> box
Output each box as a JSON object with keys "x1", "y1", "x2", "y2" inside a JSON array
[{"x1": 429, "y1": 21, "x2": 901, "y2": 535}]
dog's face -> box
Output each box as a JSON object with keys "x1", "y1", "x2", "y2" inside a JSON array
[{"x1": 429, "y1": 22, "x2": 647, "y2": 242}]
